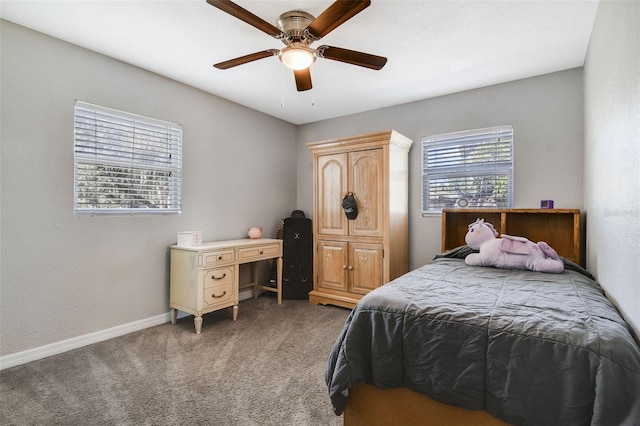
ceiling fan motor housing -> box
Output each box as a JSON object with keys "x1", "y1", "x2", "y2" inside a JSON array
[{"x1": 277, "y1": 10, "x2": 315, "y2": 41}]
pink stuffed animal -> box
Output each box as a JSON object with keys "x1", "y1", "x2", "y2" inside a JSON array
[{"x1": 464, "y1": 218, "x2": 564, "y2": 273}]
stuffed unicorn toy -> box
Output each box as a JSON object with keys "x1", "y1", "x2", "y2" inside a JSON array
[{"x1": 464, "y1": 218, "x2": 564, "y2": 273}]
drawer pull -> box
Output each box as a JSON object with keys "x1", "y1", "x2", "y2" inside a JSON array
[
  {"x1": 212, "y1": 273, "x2": 226, "y2": 280},
  {"x1": 259, "y1": 250, "x2": 264, "y2": 254},
  {"x1": 218, "y1": 255, "x2": 223, "y2": 260},
  {"x1": 212, "y1": 291, "x2": 227, "y2": 298}
]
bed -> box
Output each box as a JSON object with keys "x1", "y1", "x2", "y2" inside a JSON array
[{"x1": 325, "y1": 209, "x2": 640, "y2": 425}]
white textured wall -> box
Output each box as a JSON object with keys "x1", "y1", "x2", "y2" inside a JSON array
[
  {"x1": 584, "y1": 1, "x2": 640, "y2": 337},
  {"x1": 0, "y1": 21, "x2": 296, "y2": 356},
  {"x1": 296, "y1": 69, "x2": 585, "y2": 269}
]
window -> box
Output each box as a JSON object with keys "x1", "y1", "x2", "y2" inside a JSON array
[
  {"x1": 422, "y1": 125, "x2": 513, "y2": 214},
  {"x1": 74, "y1": 101, "x2": 182, "y2": 215}
]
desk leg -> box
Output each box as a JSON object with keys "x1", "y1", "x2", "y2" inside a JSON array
[
  {"x1": 252, "y1": 262, "x2": 259, "y2": 299},
  {"x1": 232, "y1": 304, "x2": 238, "y2": 321},
  {"x1": 277, "y1": 256, "x2": 283, "y2": 305},
  {"x1": 194, "y1": 315, "x2": 203, "y2": 334}
]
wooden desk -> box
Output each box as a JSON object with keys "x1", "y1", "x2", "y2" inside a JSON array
[{"x1": 169, "y1": 238, "x2": 283, "y2": 334}]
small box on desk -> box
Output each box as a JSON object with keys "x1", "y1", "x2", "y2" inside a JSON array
[
  {"x1": 177, "y1": 231, "x2": 202, "y2": 247},
  {"x1": 540, "y1": 200, "x2": 554, "y2": 209}
]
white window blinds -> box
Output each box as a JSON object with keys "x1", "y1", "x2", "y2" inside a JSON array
[
  {"x1": 422, "y1": 125, "x2": 513, "y2": 214},
  {"x1": 74, "y1": 101, "x2": 182, "y2": 215}
]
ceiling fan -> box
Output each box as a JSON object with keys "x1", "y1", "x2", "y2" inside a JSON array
[{"x1": 207, "y1": 0, "x2": 387, "y2": 91}]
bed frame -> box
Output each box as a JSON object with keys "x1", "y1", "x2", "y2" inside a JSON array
[
  {"x1": 342, "y1": 208, "x2": 582, "y2": 425},
  {"x1": 344, "y1": 384, "x2": 509, "y2": 426}
]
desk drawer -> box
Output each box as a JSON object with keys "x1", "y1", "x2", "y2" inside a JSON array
[
  {"x1": 203, "y1": 266, "x2": 234, "y2": 289},
  {"x1": 238, "y1": 244, "x2": 281, "y2": 262},
  {"x1": 203, "y1": 281, "x2": 233, "y2": 307},
  {"x1": 202, "y1": 250, "x2": 234, "y2": 267}
]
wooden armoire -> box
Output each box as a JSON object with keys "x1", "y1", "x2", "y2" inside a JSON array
[{"x1": 307, "y1": 130, "x2": 413, "y2": 309}]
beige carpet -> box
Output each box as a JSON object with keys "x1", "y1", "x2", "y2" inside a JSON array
[{"x1": 0, "y1": 296, "x2": 350, "y2": 425}]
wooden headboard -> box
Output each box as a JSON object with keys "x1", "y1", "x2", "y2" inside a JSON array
[{"x1": 442, "y1": 208, "x2": 583, "y2": 266}]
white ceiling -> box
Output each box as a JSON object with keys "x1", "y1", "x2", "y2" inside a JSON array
[{"x1": 0, "y1": 0, "x2": 599, "y2": 125}]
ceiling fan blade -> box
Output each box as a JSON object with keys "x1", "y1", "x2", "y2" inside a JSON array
[
  {"x1": 206, "y1": 0, "x2": 286, "y2": 39},
  {"x1": 317, "y1": 45, "x2": 387, "y2": 70},
  {"x1": 294, "y1": 68, "x2": 313, "y2": 91},
  {"x1": 306, "y1": 0, "x2": 371, "y2": 39},
  {"x1": 214, "y1": 50, "x2": 279, "y2": 69}
]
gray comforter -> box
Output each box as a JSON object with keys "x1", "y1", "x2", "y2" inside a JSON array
[{"x1": 326, "y1": 253, "x2": 640, "y2": 425}]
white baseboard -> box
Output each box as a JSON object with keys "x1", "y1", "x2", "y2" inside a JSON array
[
  {"x1": 0, "y1": 312, "x2": 170, "y2": 371},
  {"x1": 0, "y1": 289, "x2": 258, "y2": 371}
]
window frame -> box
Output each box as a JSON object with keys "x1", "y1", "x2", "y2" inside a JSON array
[
  {"x1": 421, "y1": 125, "x2": 513, "y2": 215},
  {"x1": 73, "y1": 101, "x2": 182, "y2": 215}
]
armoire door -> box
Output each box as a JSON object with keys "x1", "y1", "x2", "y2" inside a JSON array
[
  {"x1": 349, "y1": 149, "x2": 384, "y2": 237},
  {"x1": 317, "y1": 240, "x2": 349, "y2": 292},
  {"x1": 316, "y1": 153, "x2": 348, "y2": 236},
  {"x1": 349, "y1": 242, "x2": 383, "y2": 295}
]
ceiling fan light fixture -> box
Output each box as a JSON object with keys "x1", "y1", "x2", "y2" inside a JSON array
[{"x1": 279, "y1": 44, "x2": 316, "y2": 70}]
